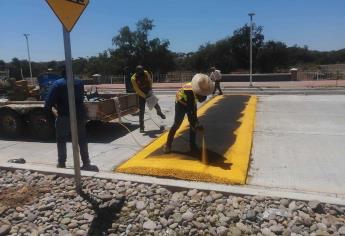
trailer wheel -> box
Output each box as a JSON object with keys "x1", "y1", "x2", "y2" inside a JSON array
[
  {"x1": 0, "y1": 109, "x2": 23, "y2": 138},
  {"x1": 28, "y1": 109, "x2": 55, "y2": 139}
]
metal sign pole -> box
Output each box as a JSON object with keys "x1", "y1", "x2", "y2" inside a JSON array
[{"x1": 62, "y1": 26, "x2": 82, "y2": 193}]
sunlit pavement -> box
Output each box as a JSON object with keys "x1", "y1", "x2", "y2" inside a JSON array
[
  {"x1": 1, "y1": 93, "x2": 345, "y2": 205},
  {"x1": 248, "y1": 95, "x2": 345, "y2": 197}
]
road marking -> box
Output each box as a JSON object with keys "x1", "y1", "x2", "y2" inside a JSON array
[{"x1": 116, "y1": 95, "x2": 257, "y2": 184}]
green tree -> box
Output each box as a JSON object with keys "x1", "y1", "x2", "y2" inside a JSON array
[
  {"x1": 229, "y1": 24, "x2": 264, "y2": 71},
  {"x1": 111, "y1": 18, "x2": 175, "y2": 73},
  {"x1": 73, "y1": 57, "x2": 88, "y2": 75},
  {"x1": 257, "y1": 41, "x2": 289, "y2": 72},
  {"x1": 183, "y1": 24, "x2": 264, "y2": 73}
]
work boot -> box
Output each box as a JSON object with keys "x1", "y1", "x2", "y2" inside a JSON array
[
  {"x1": 81, "y1": 164, "x2": 99, "y2": 172},
  {"x1": 157, "y1": 111, "x2": 166, "y2": 120},
  {"x1": 164, "y1": 145, "x2": 171, "y2": 154},
  {"x1": 57, "y1": 163, "x2": 66, "y2": 168}
]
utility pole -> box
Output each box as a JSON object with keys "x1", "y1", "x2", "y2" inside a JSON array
[
  {"x1": 248, "y1": 13, "x2": 255, "y2": 87},
  {"x1": 23, "y1": 34, "x2": 33, "y2": 78}
]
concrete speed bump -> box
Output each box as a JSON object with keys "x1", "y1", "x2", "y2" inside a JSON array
[{"x1": 116, "y1": 95, "x2": 257, "y2": 185}]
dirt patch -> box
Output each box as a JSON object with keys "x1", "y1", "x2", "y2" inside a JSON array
[{"x1": 0, "y1": 184, "x2": 50, "y2": 208}]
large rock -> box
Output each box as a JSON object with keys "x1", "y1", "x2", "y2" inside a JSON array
[
  {"x1": 210, "y1": 191, "x2": 223, "y2": 200},
  {"x1": 135, "y1": 201, "x2": 146, "y2": 210},
  {"x1": 280, "y1": 199, "x2": 291, "y2": 207},
  {"x1": 270, "y1": 224, "x2": 285, "y2": 234},
  {"x1": 0, "y1": 206, "x2": 8, "y2": 215},
  {"x1": 182, "y1": 211, "x2": 194, "y2": 221},
  {"x1": 159, "y1": 217, "x2": 168, "y2": 227},
  {"x1": 308, "y1": 200, "x2": 324, "y2": 213},
  {"x1": 187, "y1": 189, "x2": 198, "y2": 197},
  {"x1": 246, "y1": 210, "x2": 256, "y2": 221},
  {"x1": 171, "y1": 192, "x2": 184, "y2": 202},
  {"x1": 254, "y1": 195, "x2": 266, "y2": 202},
  {"x1": 163, "y1": 205, "x2": 175, "y2": 217},
  {"x1": 263, "y1": 208, "x2": 288, "y2": 220},
  {"x1": 228, "y1": 227, "x2": 242, "y2": 236},
  {"x1": 216, "y1": 226, "x2": 227, "y2": 235},
  {"x1": 338, "y1": 226, "x2": 345, "y2": 235},
  {"x1": 172, "y1": 213, "x2": 182, "y2": 223},
  {"x1": 143, "y1": 220, "x2": 156, "y2": 230},
  {"x1": 61, "y1": 218, "x2": 71, "y2": 225},
  {"x1": 0, "y1": 224, "x2": 11, "y2": 236},
  {"x1": 261, "y1": 228, "x2": 274, "y2": 236}
]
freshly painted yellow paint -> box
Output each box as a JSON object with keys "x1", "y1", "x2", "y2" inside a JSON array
[{"x1": 116, "y1": 95, "x2": 257, "y2": 185}]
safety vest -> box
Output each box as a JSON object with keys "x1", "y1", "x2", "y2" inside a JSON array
[
  {"x1": 176, "y1": 82, "x2": 195, "y2": 106},
  {"x1": 131, "y1": 70, "x2": 152, "y2": 97}
]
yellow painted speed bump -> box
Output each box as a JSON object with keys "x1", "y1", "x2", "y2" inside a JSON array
[{"x1": 116, "y1": 95, "x2": 257, "y2": 185}]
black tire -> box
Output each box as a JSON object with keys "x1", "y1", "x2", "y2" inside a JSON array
[
  {"x1": 0, "y1": 109, "x2": 24, "y2": 138},
  {"x1": 28, "y1": 109, "x2": 55, "y2": 139}
]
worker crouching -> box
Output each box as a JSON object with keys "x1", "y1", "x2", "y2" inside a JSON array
[
  {"x1": 165, "y1": 74, "x2": 214, "y2": 154},
  {"x1": 131, "y1": 65, "x2": 166, "y2": 133}
]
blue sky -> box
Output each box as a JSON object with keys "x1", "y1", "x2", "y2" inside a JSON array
[{"x1": 1, "y1": 0, "x2": 345, "y2": 62}]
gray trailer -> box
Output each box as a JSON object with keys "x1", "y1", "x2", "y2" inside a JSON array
[{"x1": 0, "y1": 93, "x2": 138, "y2": 139}]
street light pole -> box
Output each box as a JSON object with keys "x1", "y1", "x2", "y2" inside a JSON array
[
  {"x1": 248, "y1": 13, "x2": 255, "y2": 87},
  {"x1": 23, "y1": 33, "x2": 33, "y2": 78}
]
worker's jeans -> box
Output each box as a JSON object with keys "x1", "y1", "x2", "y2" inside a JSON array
[
  {"x1": 166, "y1": 102, "x2": 197, "y2": 149},
  {"x1": 213, "y1": 81, "x2": 223, "y2": 95},
  {"x1": 55, "y1": 116, "x2": 90, "y2": 165},
  {"x1": 138, "y1": 96, "x2": 163, "y2": 129}
]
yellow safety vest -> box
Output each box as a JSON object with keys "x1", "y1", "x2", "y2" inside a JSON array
[
  {"x1": 176, "y1": 82, "x2": 195, "y2": 106},
  {"x1": 131, "y1": 70, "x2": 152, "y2": 98}
]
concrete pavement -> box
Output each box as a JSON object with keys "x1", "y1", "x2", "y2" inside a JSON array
[
  {"x1": 248, "y1": 95, "x2": 345, "y2": 196},
  {"x1": 0, "y1": 95, "x2": 176, "y2": 171},
  {"x1": 1, "y1": 93, "x2": 345, "y2": 205}
]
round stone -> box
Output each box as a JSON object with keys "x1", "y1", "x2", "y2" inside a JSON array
[{"x1": 143, "y1": 220, "x2": 156, "y2": 230}]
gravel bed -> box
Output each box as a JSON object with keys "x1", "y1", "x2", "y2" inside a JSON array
[{"x1": 1, "y1": 169, "x2": 345, "y2": 236}]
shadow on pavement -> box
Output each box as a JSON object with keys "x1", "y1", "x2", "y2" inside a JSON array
[
  {"x1": 86, "y1": 121, "x2": 139, "y2": 143},
  {"x1": 148, "y1": 95, "x2": 250, "y2": 169},
  {"x1": 142, "y1": 126, "x2": 166, "y2": 138},
  {"x1": 0, "y1": 121, "x2": 139, "y2": 144}
]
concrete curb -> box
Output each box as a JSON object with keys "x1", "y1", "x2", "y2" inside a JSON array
[{"x1": 2, "y1": 163, "x2": 345, "y2": 206}]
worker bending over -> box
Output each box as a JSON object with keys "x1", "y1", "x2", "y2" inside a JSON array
[
  {"x1": 131, "y1": 65, "x2": 166, "y2": 133},
  {"x1": 165, "y1": 74, "x2": 214, "y2": 154}
]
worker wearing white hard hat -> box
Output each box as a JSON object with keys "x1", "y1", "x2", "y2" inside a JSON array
[{"x1": 165, "y1": 74, "x2": 214, "y2": 154}]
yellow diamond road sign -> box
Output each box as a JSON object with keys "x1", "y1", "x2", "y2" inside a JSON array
[{"x1": 46, "y1": 0, "x2": 89, "y2": 32}]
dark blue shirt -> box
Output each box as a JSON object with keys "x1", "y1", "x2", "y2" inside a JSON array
[{"x1": 44, "y1": 78, "x2": 86, "y2": 119}]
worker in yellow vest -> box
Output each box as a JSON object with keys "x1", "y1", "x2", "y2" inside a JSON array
[
  {"x1": 131, "y1": 65, "x2": 166, "y2": 133},
  {"x1": 165, "y1": 74, "x2": 214, "y2": 153}
]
